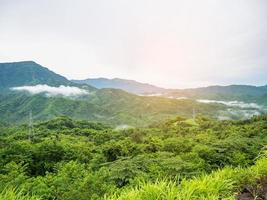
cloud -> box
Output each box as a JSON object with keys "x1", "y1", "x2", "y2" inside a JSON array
[
  {"x1": 138, "y1": 93, "x2": 163, "y2": 97},
  {"x1": 197, "y1": 99, "x2": 262, "y2": 109},
  {"x1": 218, "y1": 108, "x2": 261, "y2": 120},
  {"x1": 196, "y1": 99, "x2": 267, "y2": 120},
  {"x1": 169, "y1": 96, "x2": 189, "y2": 100},
  {"x1": 11, "y1": 84, "x2": 89, "y2": 97},
  {"x1": 115, "y1": 124, "x2": 134, "y2": 130}
]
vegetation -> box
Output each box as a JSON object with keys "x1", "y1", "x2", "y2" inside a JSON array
[
  {"x1": 0, "y1": 88, "x2": 225, "y2": 126},
  {"x1": 0, "y1": 115, "x2": 267, "y2": 199},
  {"x1": 1, "y1": 61, "x2": 266, "y2": 127},
  {"x1": 106, "y1": 157, "x2": 267, "y2": 200},
  {"x1": 0, "y1": 61, "x2": 72, "y2": 88}
]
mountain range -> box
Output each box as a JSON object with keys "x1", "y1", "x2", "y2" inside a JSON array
[
  {"x1": 72, "y1": 78, "x2": 267, "y2": 105},
  {"x1": 74, "y1": 77, "x2": 267, "y2": 103},
  {"x1": 0, "y1": 61, "x2": 266, "y2": 126},
  {"x1": 72, "y1": 78, "x2": 166, "y2": 95}
]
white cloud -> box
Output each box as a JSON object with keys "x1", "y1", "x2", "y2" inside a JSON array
[
  {"x1": 169, "y1": 96, "x2": 189, "y2": 100},
  {"x1": 197, "y1": 99, "x2": 262, "y2": 109},
  {"x1": 197, "y1": 99, "x2": 267, "y2": 120},
  {"x1": 115, "y1": 124, "x2": 134, "y2": 130},
  {"x1": 11, "y1": 84, "x2": 89, "y2": 97},
  {"x1": 138, "y1": 93, "x2": 163, "y2": 97},
  {"x1": 218, "y1": 108, "x2": 261, "y2": 120}
]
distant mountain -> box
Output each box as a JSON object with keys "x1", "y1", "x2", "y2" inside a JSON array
[
  {"x1": 166, "y1": 85, "x2": 267, "y2": 102},
  {"x1": 0, "y1": 88, "x2": 225, "y2": 126},
  {"x1": 0, "y1": 61, "x2": 225, "y2": 126},
  {"x1": 72, "y1": 78, "x2": 267, "y2": 102},
  {"x1": 0, "y1": 61, "x2": 74, "y2": 88},
  {"x1": 72, "y1": 78, "x2": 166, "y2": 95},
  {"x1": 0, "y1": 61, "x2": 265, "y2": 126}
]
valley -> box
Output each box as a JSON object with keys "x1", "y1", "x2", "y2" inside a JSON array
[
  {"x1": 0, "y1": 61, "x2": 267, "y2": 200},
  {"x1": 0, "y1": 61, "x2": 266, "y2": 127}
]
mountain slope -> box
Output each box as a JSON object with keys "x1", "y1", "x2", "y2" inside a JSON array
[
  {"x1": 0, "y1": 61, "x2": 74, "y2": 88},
  {"x1": 72, "y1": 78, "x2": 166, "y2": 94},
  {"x1": 0, "y1": 61, "x2": 224, "y2": 126},
  {"x1": 73, "y1": 77, "x2": 267, "y2": 102},
  {"x1": 0, "y1": 88, "x2": 225, "y2": 126},
  {"x1": 0, "y1": 61, "x2": 265, "y2": 126},
  {"x1": 167, "y1": 85, "x2": 267, "y2": 102}
]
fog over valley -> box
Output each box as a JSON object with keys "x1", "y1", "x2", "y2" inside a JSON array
[{"x1": 1, "y1": 1, "x2": 267, "y2": 198}]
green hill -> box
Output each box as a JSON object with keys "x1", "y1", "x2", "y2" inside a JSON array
[
  {"x1": 0, "y1": 61, "x2": 72, "y2": 88},
  {"x1": 0, "y1": 88, "x2": 225, "y2": 126},
  {"x1": 0, "y1": 61, "x2": 226, "y2": 126},
  {"x1": 166, "y1": 84, "x2": 267, "y2": 102},
  {"x1": 73, "y1": 77, "x2": 267, "y2": 103},
  {"x1": 0, "y1": 61, "x2": 265, "y2": 126}
]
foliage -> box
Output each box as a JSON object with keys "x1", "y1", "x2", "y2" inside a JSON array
[
  {"x1": 106, "y1": 157, "x2": 267, "y2": 200},
  {"x1": 0, "y1": 115, "x2": 267, "y2": 199}
]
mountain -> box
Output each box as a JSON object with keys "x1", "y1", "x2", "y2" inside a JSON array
[
  {"x1": 0, "y1": 61, "x2": 225, "y2": 126},
  {"x1": 72, "y1": 78, "x2": 166, "y2": 95},
  {"x1": 73, "y1": 77, "x2": 267, "y2": 102},
  {"x1": 0, "y1": 61, "x2": 265, "y2": 126},
  {"x1": 0, "y1": 61, "x2": 74, "y2": 88},
  {"x1": 166, "y1": 85, "x2": 267, "y2": 102},
  {"x1": 0, "y1": 88, "x2": 225, "y2": 126}
]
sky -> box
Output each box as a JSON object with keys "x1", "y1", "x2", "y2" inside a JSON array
[{"x1": 0, "y1": 0, "x2": 267, "y2": 88}]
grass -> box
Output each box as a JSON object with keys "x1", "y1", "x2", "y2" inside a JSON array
[
  {"x1": 105, "y1": 157, "x2": 267, "y2": 200},
  {"x1": 0, "y1": 188, "x2": 40, "y2": 200}
]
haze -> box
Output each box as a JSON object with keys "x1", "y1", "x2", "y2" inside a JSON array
[{"x1": 0, "y1": 0, "x2": 267, "y2": 88}]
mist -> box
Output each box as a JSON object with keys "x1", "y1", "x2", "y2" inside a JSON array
[
  {"x1": 197, "y1": 99, "x2": 262, "y2": 109},
  {"x1": 11, "y1": 84, "x2": 89, "y2": 97}
]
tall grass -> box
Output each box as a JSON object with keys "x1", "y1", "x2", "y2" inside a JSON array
[
  {"x1": 105, "y1": 157, "x2": 267, "y2": 200},
  {"x1": 0, "y1": 188, "x2": 40, "y2": 200}
]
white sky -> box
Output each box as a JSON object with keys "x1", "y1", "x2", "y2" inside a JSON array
[{"x1": 0, "y1": 0, "x2": 267, "y2": 88}]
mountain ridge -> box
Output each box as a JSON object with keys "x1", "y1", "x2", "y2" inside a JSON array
[
  {"x1": 0, "y1": 61, "x2": 96, "y2": 91},
  {"x1": 73, "y1": 77, "x2": 267, "y2": 102},
  {"x1": 0, "y1": 60, "x2": 266, "y2": 125},
  {"x1": 72, "y1": 77, "x2": 166, "y2": 95}
]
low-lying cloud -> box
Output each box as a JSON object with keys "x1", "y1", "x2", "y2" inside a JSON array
[
  {"x1": 139, "y1": 93, "x2": 164, "y2": 97},
  {"x1": 218, "y1": 109, "x2": 261, "y2": 120},
  {"x1": 168, "y1": 96, "x2": 189, "y2": 100},
  {"x1": 115, "y1": 124, "x2": 134, "y2": 130},
  {"x1": 197, "y1": 99, "x2": 262, "y2": 109},
  {"x1": 12, "y1": 84, "x2": 89, "y2": 97}
]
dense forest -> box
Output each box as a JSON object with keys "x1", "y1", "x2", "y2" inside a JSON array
[{"x1": 0, "y1": 115, "x2": 267, "y2": 199}]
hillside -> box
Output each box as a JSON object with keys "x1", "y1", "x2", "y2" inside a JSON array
[
  {"x1": 73, "y1": 77, "x2": 267, "y2": 103},
  {"x1": 0, "y1": 61, "x2": 265, "y2": 126},
  {"x1": 0, "y1": 61, "x2": 72, "y2": 88},
  {"x1": 0, "y1": 88, "x2": 225, "y2": 126},
  {"x1": 167, "y1": 85, "x2": 267, "y2": 102},
  {"x1": 0, "y1": 115, "x2": 266, "y2": 199},
  {"x1": 0, "y1": 61, "x2": 227, "y2": 126}
]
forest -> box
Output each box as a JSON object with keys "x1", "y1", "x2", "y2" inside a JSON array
[
  {"x1": 2, "y1": 0, "x2": 267, "y2": 199},
  {"x1": 0, "y1": 115, "x2": 267, "y2": 199}
]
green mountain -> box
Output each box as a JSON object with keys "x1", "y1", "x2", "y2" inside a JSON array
[
  {"x1": 0, "y1": 61, "x2": 73, "y2": 88},
  {"x1": 73, "y1": 77, "x2": 267, "y2": 103},
  {"x1": 0, "y1": 61, "x2": 267, "y2": 199},
  {"x1": 0, "y1": 88, "x2": 225, "y2": 126},
  {"x1": 0, "y1": 61, "x2": 225, "y2": 126},
  {"x1": 0, "y1": 61, "x2": 265, "y2": 126},
  {"x1": 167, "y1": 85, "x2": 267, "y2": 101},
  {"x1": 72, "y1": 78, "x2": 166, "y2": 95}
]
